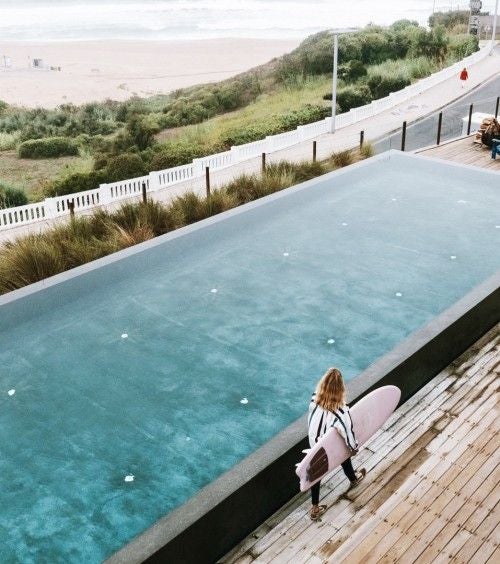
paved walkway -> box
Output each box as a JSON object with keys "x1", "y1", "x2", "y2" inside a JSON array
[
  {"x1": 221, "y1": 324, "x2": 500, "y2": 564},
  {"x1": 1, "y1": 45, "x2": 499, "y2": 244}
]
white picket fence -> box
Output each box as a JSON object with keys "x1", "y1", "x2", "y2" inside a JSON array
[{"x1": 0, "y1": 45, "x2": 490, "y2": 232}]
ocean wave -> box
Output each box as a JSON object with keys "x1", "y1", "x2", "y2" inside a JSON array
[{"x1": 0, "y1": 0, "x2": 476, "y2": 42}]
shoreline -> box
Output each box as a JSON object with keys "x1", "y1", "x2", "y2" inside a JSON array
[{"x1": 0, "y1": 38, "x2": 300, "y2": 108}]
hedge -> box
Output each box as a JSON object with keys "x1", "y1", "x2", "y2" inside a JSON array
[{"x1": 18, "y1": 137, "x2": 79, "y2": 159}]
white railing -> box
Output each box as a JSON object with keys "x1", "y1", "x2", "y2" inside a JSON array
[{"x1": 0, "y1": 45, "x2": 490, "y2": 232}]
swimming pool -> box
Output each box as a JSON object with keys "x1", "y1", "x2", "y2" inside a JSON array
[{"x1": 1, "y1": 151, "x2": 499, "y2": 562}]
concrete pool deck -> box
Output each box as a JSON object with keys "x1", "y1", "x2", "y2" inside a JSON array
[{"x1": 221, "y1": 323, "x2": 500, "y2": 564}]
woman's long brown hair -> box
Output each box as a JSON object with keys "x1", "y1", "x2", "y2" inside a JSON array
[{"x1": 315, "y1": 367, "x2": 345, "y2": 412}]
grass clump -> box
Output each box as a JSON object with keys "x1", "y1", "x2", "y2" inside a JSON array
[
  {"x1": 359, "y1": 142, "x2": 374, "y2": 159},
  {"x1": 0, "y1": 132, "x2": 20, "y2": 151},
  {"x1": 330, "y1": 150, "x2": 354, "y2": 168}
]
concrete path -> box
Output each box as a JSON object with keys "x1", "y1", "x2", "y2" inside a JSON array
[{"x1": 1, "y1": 45, "x2": 499, "y2": 244}]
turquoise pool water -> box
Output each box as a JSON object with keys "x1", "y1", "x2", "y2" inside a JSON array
[{"x1": 0, "y1": 152, "x2": 499, "y2": 562}]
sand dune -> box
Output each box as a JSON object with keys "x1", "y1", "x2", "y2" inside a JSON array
[{"x1": 0, "y1": 38, "x2": 299, "y2": 108}]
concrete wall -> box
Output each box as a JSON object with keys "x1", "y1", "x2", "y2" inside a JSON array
[{"x1": 107, "y1": 271, "x2": 500, "y2": 564}]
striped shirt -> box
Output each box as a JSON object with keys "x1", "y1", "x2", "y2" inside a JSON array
[{"x1": 308, "y1": 393, "x2": 358, "y2": 450}]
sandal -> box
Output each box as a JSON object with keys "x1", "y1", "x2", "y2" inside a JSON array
[
  {"x1": 349, "y1": 468, "x2": 366, "y2": 489},
  {"x1": 310, "y1": 504, "x2": 327, "y2": 521}
]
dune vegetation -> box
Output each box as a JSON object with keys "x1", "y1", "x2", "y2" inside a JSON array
[{"x1": 0, "y1": 13, "x2": 478, "y2": 207}]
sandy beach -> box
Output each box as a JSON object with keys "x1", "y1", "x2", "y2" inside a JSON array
[{"x1": 0, "y1": 38, "x2": 299, "y2": 108}]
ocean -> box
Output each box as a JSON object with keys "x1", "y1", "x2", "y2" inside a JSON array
[{"x1": 0, "y1": 0, "x2": 485, "y2": 43}]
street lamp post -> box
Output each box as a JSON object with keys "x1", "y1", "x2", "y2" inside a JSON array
[
  {"x1": 330, "y1": 28, "x2": 358, "y2": 134},
  {"x1": 492, "y1": 0, "x2": 499, "y2": 52},
  {"x1": 331, "y1": 33, "x2": 338, "y2": 133}
]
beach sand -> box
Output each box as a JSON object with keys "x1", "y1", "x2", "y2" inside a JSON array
[{"x1": 0, "y1": 38, "x2": 300, "y2": 108}]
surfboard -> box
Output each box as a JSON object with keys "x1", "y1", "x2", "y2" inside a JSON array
[{"x1": 296, "y1": 385, "x2": 401, "y2": 492}]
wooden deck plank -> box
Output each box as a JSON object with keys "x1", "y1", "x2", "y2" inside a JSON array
[
  {"x1": 417, "y1": 136, "x2": 500, "y2": 171},
  {"x1": 223, "y1": 326, "x2": 500, "y2": 564},
  {"x1": 448, "y1": 504, "x2": 500, "y2": 563},
  {"x1": 373, "y1": 407, "x2": 499, "y2": 562},
  {"x1": 354, "y1": 396, "x2": 498, "y2": 561},
  {"x1": 327, "y1": 421, "x2": 498, "y2": 564}
]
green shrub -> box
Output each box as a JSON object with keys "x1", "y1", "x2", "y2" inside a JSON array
[
  {"x1": 18, "y1": 137, "x2": 79, "y2": 159},
  {"x1": 367, "y1": 72, "x2": 411, "y2": 99},
  {"x1": 408, "y1": 25, "x2": 449, "y2": 61},
  {"x1": 150, "y1": 141, "x2": 209, "y2": 170},
  {"x1": 45, "y1": 171, "x2": 106, "y2": 197},
  {"x1": 338, "y1": 60, "x2": 367, "y2": 82},
  {"x1": 336, "y1": 85, "x2": 372, "y2": 113},
  {"x1": 161, "y1": 76, "x2": 261, "y2": 127},
  {"x1": 429, "y1": 10, "x2": 469, "y2": 30},
  {"x1": 448, "y1": 33, "x2": 478, "y2": 59},
  {"x1": 0, "y1": 184, "x2": 28, "y2": 208},
  {"x1": 221, "y1": 105, "x2": 329, "y2": 148},
  {"x1": 127, "y1": 114, "x2": 158, "y2": 150},
  {"x1": 104, "y1": 153, "x2": 147, "y2": 182}
]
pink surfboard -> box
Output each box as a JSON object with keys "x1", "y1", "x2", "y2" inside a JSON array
[{"x1": 296, "y1": 385, "x2": 401, "y2": 492}]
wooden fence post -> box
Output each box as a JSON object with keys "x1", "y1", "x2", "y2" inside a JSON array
[
  {"x1": 142, "y1": 181, "x2": 147, "y2": 204},
  {"x1": 401, "y1": 121, "x2": 407, "y2": 152},
  {"x1": 467, "y1": 104, "x2": 473, "y2": 135},
  {"x1": 205, "y1": 166, "x2": 211, "y2": 198},
  {"x1": 261, "y1": 152, "x2": 266, "y2": 173},
  {"x1": 436, "y1": 112, "x2": 443, "y2": 146},
  {"x1": 312, "y1": 141, "x2": 317, "y2": 163}
]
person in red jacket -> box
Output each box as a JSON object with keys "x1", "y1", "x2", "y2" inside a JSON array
[{"x1": 460, "y1": 67, "x2": 468, "y2": 88}]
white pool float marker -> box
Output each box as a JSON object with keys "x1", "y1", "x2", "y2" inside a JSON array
[
  {"x1": 7, "y1": 389, "x2": 15, "y2": 396},
  {"x1": 283, "y1": 252, "x2": 289, "y2": 257},
  {"x1": 210, "y1": 288, "x2": 218, "y2": 294},
  {"x1": 121, "y1": 333, "x2": 128, "y2": 339},
  {"x1": 395, "y1": 292, "x2": 403, "y2": 297},
  {"x1": 391, "y1": 198, "x2": 397, "y2": 202},
  {"x1": 457, "y1": 200, "x2": 467, "y2": 204},
  {"x1": 496, "y1": 225, "x2": 500, "y2": 229},
  {"x1": 327, "y1": 339, "x2": 335, "y2": 344},
  {"x1": 450, "y1": 255, "x2": 457, "y2": 260},
  {"x1": 341, "y1": 222, "x2": 348, "y2": 226},
  {"x1": 124, "y1": 475, "x2": 134, "y2": 482},
  {"x1": 186, "y1": 436, "x2": 191, "y2": 442},
  {"x1": 240, "y1": 398, "x2": 249, "y2": 404}
]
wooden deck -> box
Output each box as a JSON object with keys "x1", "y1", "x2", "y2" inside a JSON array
[
  {"x1": 417, "y1": 135, "x2": 500, "y2": 170},
  {"x1": 221, "y1": 324, "x2": 500, "y2": 564}
]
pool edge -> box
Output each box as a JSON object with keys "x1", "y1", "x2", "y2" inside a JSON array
[{"x1": 106, "y1": 270, "x2": 500, "y2": 564}]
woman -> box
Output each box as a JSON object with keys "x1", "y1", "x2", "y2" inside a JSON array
[
  {"x1": 459, "y1": 67, "x2": 468, "y2": 89},
  {"x1": 308, "y1": 367, "x2": 366, "y2": 520}
]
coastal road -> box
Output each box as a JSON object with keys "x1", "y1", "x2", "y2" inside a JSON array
[{"x1": 374, "y1": 73, "x2": 500, "y2": 153}]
